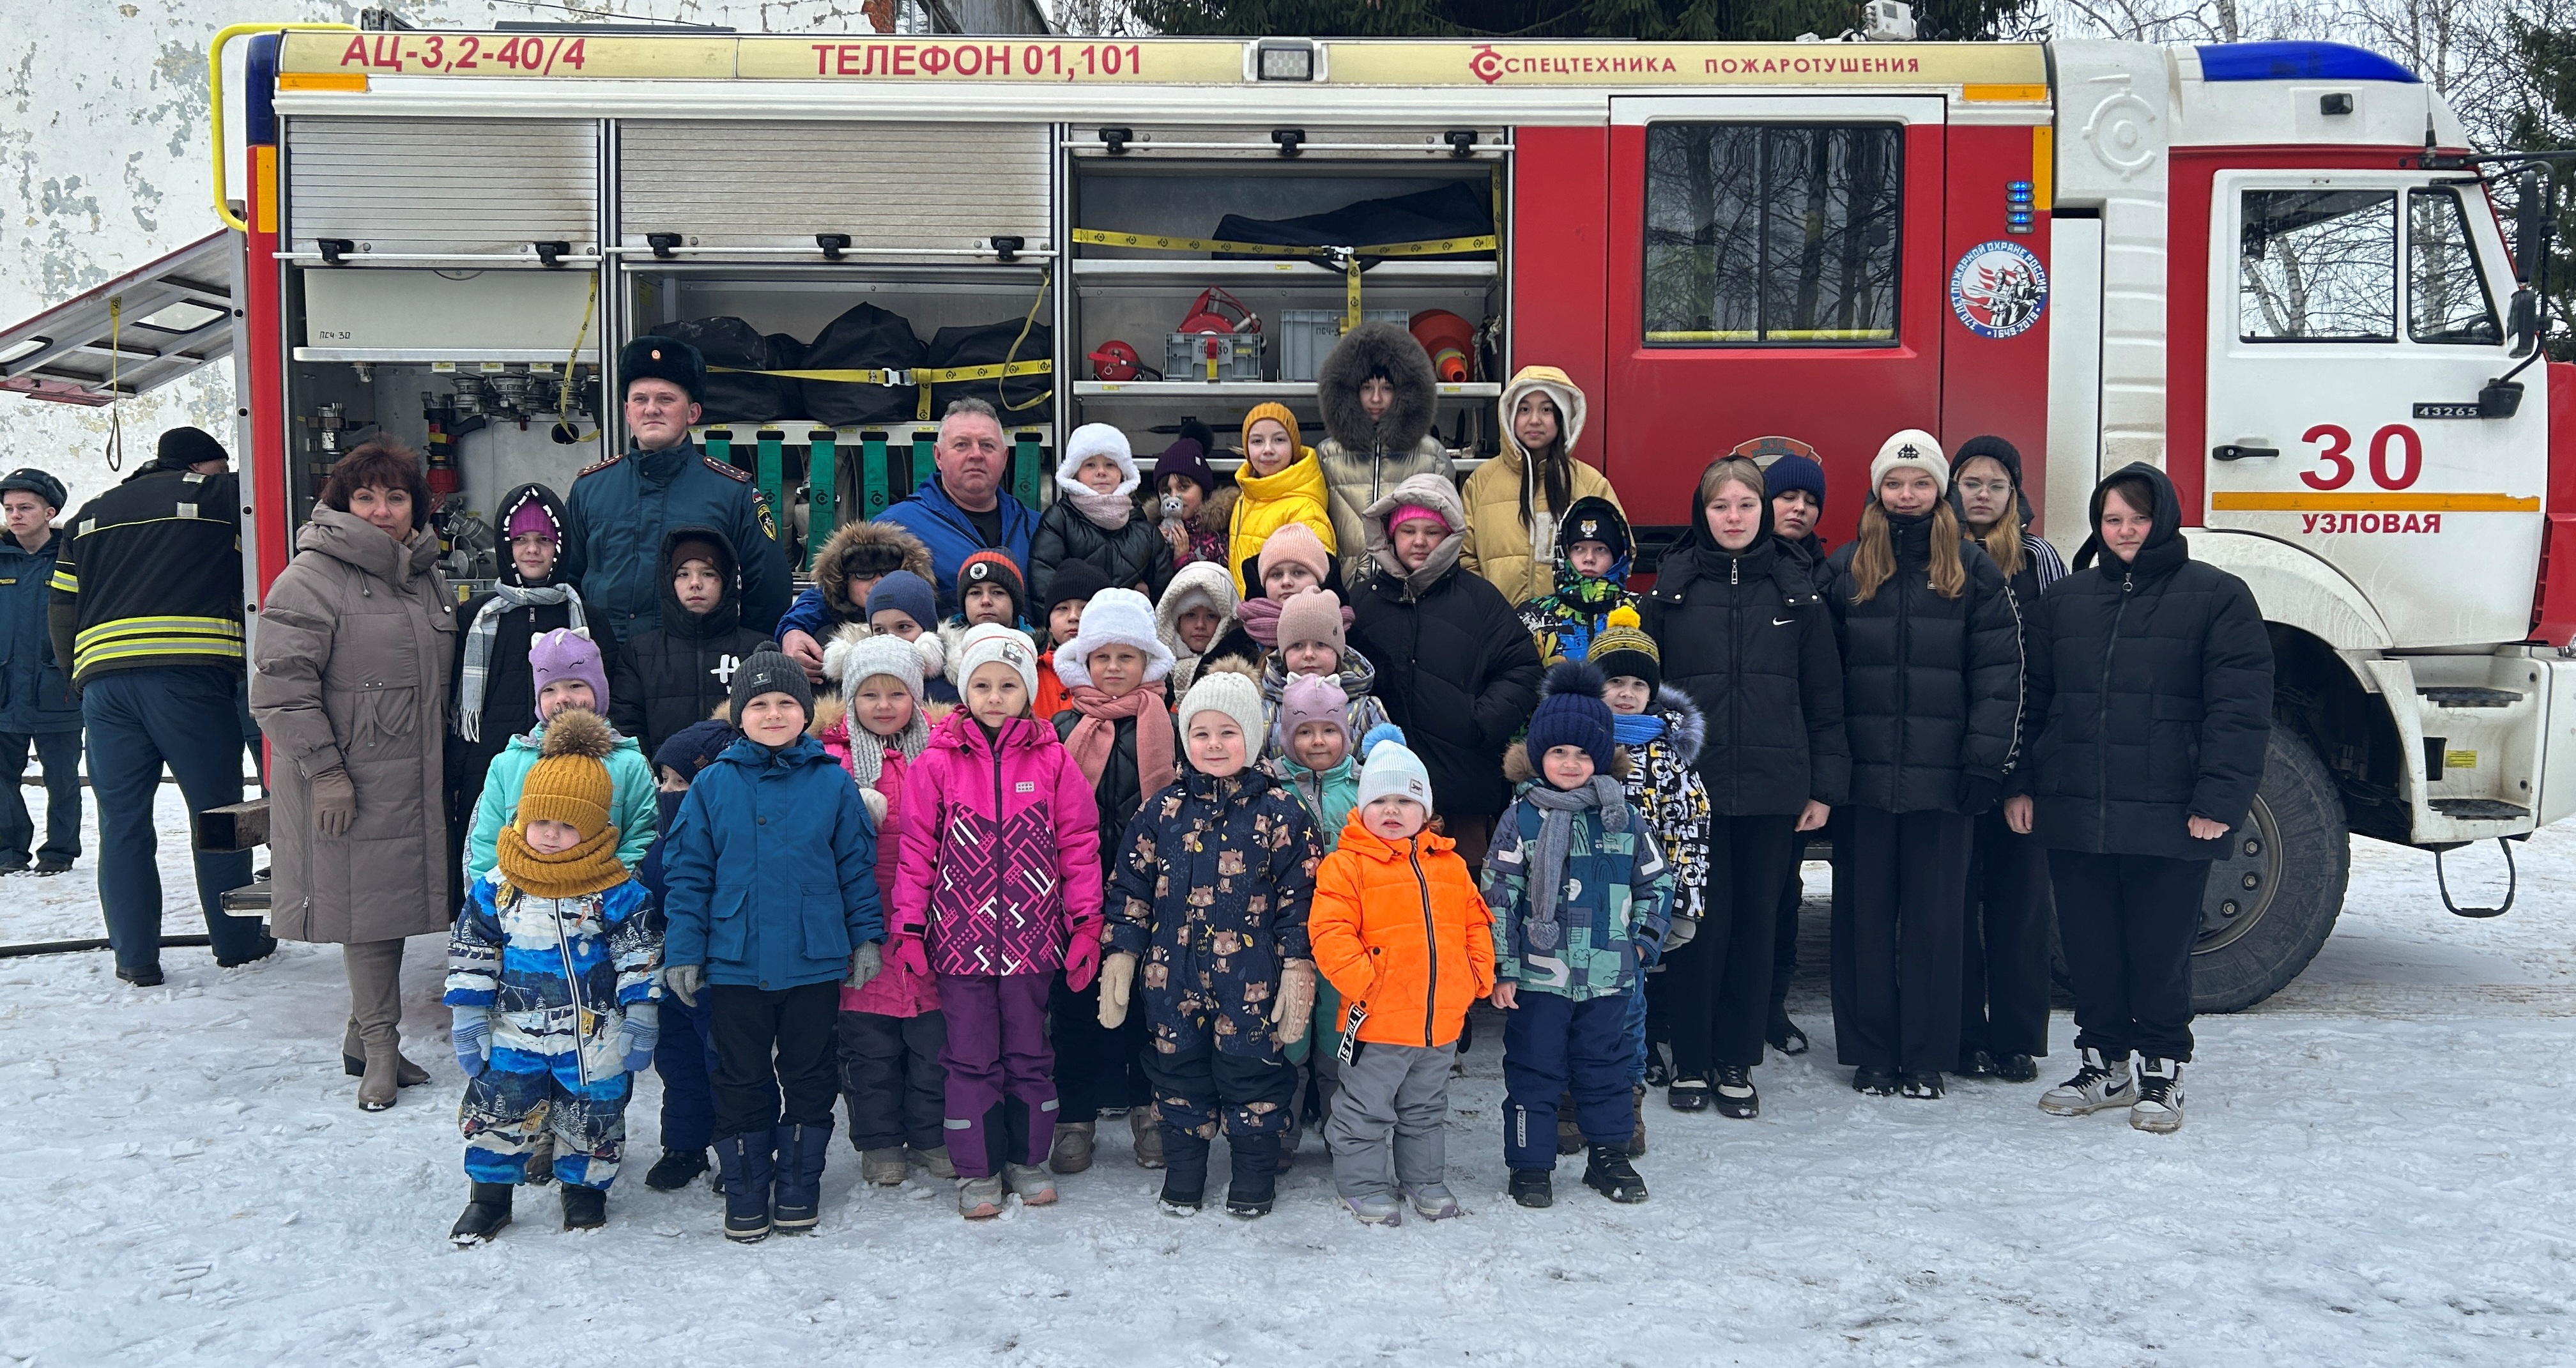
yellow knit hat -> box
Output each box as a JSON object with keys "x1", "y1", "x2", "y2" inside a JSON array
[
  {"x1": 516, "y1": 707, "x2": 616, "y2": 840},
  {"x1": 1241, "y1": 402, "x2": 1303, "y2": 455}
]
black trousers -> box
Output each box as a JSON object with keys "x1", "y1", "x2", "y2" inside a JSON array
[
  {"x1": 2047, "y1": 851, "x2": 2211, "y2": 1063},
  {"x1": 837, "y1": 1008, "x2": 948, "y2": 1151},
  {"x1": 1960, "y1": 808, "x2": 2055, "y2": 1059},
  {"x1": 1657, "y1": 813, "x2": 1798, "y2": 1077},
  {"x1": 708, "y1": 981, "x2": 840, "y2": 1139},
  {"x1": 1051, "y1": 970, "x2": 1153, "y2": 1121},
  {"x1": 1830, "y1": 807, "x2": 1974, "y2": 1074}
]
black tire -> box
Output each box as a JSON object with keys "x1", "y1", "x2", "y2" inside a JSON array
[{"x1": 2189, "y1": 726, "x2": 2350, "y2": 1013}]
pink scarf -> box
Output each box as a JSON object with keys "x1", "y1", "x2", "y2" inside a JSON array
[
  {"x1": 1234, "y1": 594, "x2": 1351, "y2": 649},
  {"x1": 1062, "y1": 679, "x2": 1176, "y2": 792}
]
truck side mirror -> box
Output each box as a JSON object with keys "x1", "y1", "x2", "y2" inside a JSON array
[
  {"x1": 2515, "y1": 168, "x2": 2543, "y2": 288},
  {"x1": 2508, "y1": 286, "x2": 2538, "y2": 358}
]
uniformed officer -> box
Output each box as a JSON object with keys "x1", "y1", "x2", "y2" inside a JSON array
[
  {"x1": 50, "y1": 427, "x2": 272, "y2": 985},
  {"x1": 560, "y1": 337, "x2": 792, "y2": 643}
]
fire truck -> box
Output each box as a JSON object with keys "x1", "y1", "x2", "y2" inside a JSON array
[{"x1": 4, "y1": 22, "x2": 2568, "y2": 1009}]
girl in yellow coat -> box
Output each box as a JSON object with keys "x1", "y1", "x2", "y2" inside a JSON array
[
  {"x1": 1460, "y1": 365, "x2": 1623, "y2": 605},
  {"x1": 1226, "y1": 402, "x2": 1337, "y2": 598}
]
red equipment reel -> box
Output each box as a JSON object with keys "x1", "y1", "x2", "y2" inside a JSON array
[
  {"x1": 1177, "y1": 287, "x2": 1261, "y2": 336},
  {"x1": 1088, "y1": 340, "x2": 1145, "y2": 381}
]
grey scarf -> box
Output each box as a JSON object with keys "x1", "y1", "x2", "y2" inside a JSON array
[
  {"x1": 1519, "y1": 775, "x2": 1629, "y2": 953},
  {"x1": 843, "y1": 708, "x2": 930, "y2": 789},
  {"x1": 456, "y1": 582, "x2": 585, "y2": 742}
]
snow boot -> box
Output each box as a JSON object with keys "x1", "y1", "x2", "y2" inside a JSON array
[
  {"x1": 114, "y1": 963, "x2": 164, "y2": 988},
  {"x1": 860, "y1": 1147, "x2": 908, "y2": 1186},
  {"x1": 1004, "y1": 1163, "x2": 1059, "y2": 1206},
  {"x1": 1666, "y1": 1077, "x2": 1712, "y2": 1112},
  {"x1": 1997, "y1": 1052, "x2": 2041, "y2": 1083},
  {"x1": 1346, "y1": 1192, "x2": 1404, "y2": 1226},
  {"x1": 1581, "y1": 1144, "x2": 1648, "y2": 1204},
  {"x1": 1507, "y1": 1169, "x2": 1553, "y2": 1208},
  {"x1": 341, "y1": 1022, "x2": 430, "y2": 1087},
  {"x1": 560, "y1": 1184, "x2": 606, "y2": 1231},
  {"x1": 524, "y1": 1134, "x2": 555, "y2": 1185},
  {"x1": 2131, "y1": 1058, "x2": 2185, "y2": 1134},
  {"x1": 1713, "y1": 1065, "x2": 1759, "y2": 1120},
  {"x1": 2039, "y1": 1048, "x2": 2138, "y2": 1117},
  {"x1": 1851, "y1": 1066, "x2": 1899, "y2": 1096},
  {"x1": 645, "y1": 1147, "x2": 710, "y2": 1192},
  {"x1": 1158, "y1": 1128, "x2": 1211, "y2": 1215},
  {"x1": 449, "y1": 1183, "x2": 512, "y2": 1246},
  {"x1": 1404, "y1": 1182, "x2": 1462, "y2": 1220},
  {"x1": 956, "y1": 1174, "x2": 1006, "y2": 1220},
  {"x1": 1556, "y1": 1091, "x2": 1584, "y2": 1153},
  {"x1": 713, "y1": 1133, "x2": 774, "y2": 1242},
  {"x1": 1767, "y1": 1006, "x2": 1809, "y2": 1056},
  {"x1": 1225, "y1": 1132, "x2": 1280, "y2": 1219},
  {"x1": 1628, "y1": 1086, "x2": 1649, "y2": 1157},
  {"x1": 1958, "y1": 1049, "x2": 1998, "y2": 1079},
  {"x1": 1899, "y1": 1070, "x2": 1946, "y2": 1100},
  {"x1": 770, "y1": 1118, "x2": 832, "y2": 1232},
  {"x1": 1643, "y1": 1041, "x2": 1675, "y2": 1088},
  {"x1": 1131, "y1": 1104, "x2": 1165, "y2": 1169},
  {"x1": 1049, "y1": 1121, "x2": 1096, "y2": 1174},
  {"x1": 908, "y1": 1144, "x2": 956, "y2": 1180}
]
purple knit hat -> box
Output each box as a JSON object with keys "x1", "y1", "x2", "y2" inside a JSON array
[
  {"x1": 1275, "y1": 671, "x2": 1351, "y2": 755},
  {"x1": 529, "y1": 627, "x2": 610, "y2": 713}
]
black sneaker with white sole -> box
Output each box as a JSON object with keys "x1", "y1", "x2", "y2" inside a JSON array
[
  {"x1": 2038, "y1": 1047, "x2": 2138, "y2": 1116},
  {"x1": 1666, "y1": 1077, "x2": 1712, "y2": 1112},
  {"x1": 1899, "y1": 1070, "x2": 1945, "y2": 1100},
  {"x1": 1712, "y1": 1065, "x2": 1758, "y2": 1119},
  {"x1": 1851, "y1": 1065, "x2": 1899, "y2": 1096}
]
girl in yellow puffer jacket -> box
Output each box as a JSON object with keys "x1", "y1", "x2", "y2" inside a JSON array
[{"x1": 1225, "y1": 402, "x2": 1337, "y2": 598}]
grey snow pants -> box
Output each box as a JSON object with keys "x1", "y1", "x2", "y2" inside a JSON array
[{"x1": 1324, "y1": 1039, "x2": 1455, "y2": 1201}]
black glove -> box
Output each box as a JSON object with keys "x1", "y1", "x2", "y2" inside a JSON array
[{"x1": 1956, "y1": 773, "x2": 2002, "y2": 816}]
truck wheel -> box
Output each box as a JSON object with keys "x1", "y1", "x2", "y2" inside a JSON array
[{"x1": 2191, "y1": 727, "x2": 2350, "y2": 1013}]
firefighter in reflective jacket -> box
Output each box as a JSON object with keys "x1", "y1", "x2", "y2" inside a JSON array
[
  {"x1": 49, "y1": 426, "x2": 271, "y2": 985},
  {"x1": 560, "y1": 337, "x2": 792, "y2": 644}
]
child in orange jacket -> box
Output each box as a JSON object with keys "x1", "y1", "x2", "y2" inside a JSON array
[{"x1": 1308, "y1": 737, "x2": 1494, "y2": 1226}]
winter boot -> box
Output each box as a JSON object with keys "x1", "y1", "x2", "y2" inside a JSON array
[
  {"x1": 861, "y1": 1147, "x2": 908, "y2": 1186},
  {"x1": 1627, "y1": 1086, "x2": 1649, "y2": 1157},
  {"x1": 1507, "y1": 1169, "x2": 1554, "y2": 1209},
  {"x1": 2131, "y1": 1058, "x2": 2186, "y2": 1134},
  {"x1": 1404, "y1": 1182, "x2": 1462, "y2": 1220},
  {"x1": 560, "y1": 1184, "x2": 606, "y2": 1231},
  {"x1": 1130, "y1": 1104, "x2": 1165, "y2": 1169},
  {"x1": 956, "y1": 1174, "x2": 1007, "y2": 1220},
  {"x1": 1049, "y1": 1121, "x2": 1096, "y2": 1174},
  {"x1": 1581, "y1": 1144, "x2": 1648, "y2": 1204},
  {"x1": 1713, "y1": 1065, "x2": 1759, "y2": 1120},
  {"x1": 1346, "y1": 1191, "x2": 1404, "y2": 1226},
  {"x1": 1851, "y1": 1066, "x2": 1899, "y2": 1096},
  {"x1": 1278, "y1": 1107, "x2": 1301, "y2": 1171},
  {"x1": 770, "y1": 1119, "x2": 833, "y2": 1233},
  {"x1": 1158, "y1": 1128, "x2": 1211, "y2": 1215},
  {"x1": 713, "y1": 1133, "x2": 774, "y2": 1242},
  {"x1": 908, "y1": 1145, "x2": 956, "y2": 1180},
  {"x1": 645, "y1": 1147, "x2": 710, "y2": 1192},
  {"x1": 1667, "y1": 1076, "x2": 1712, "y2": 1112},
  {"x1": 449, "y1": 1183, "x2": 512, "y2": 1245},
  {"x1": 1767, "y1": 1006, "x2": 1809, "y2": 1056},
  {"x1": 1997, "y1": 1053, "x2": 2041, "y2": 1083},
  {"x1": 1899, "y1": 1070, "x2": 1946, "y2": 1100},
  {"x1": 341, "y1": 1022, "x2": 430, "y2": 1087},
  {"x1": 1556, "y1": 1091, "x2": 1584, "y2": 1153},
  {"x1": 2039, "y1": 1048, "x2": 2138, "y2": 1117},
  {"x1": 1643, "y1": 1041, "x2": 1675, "y2": 1088},
  {"x1": 1004, "y1": 1163, "x2": 1059, "y2": 1206},
  {"x1": 355, "y1": 1045, "x2": 403, "y2": 1112},
  {"x1": 524, "y1": 1134, "x2": 556, "y2": 1185},
  {"x1": 1225, "y1": 1131, "x2": 1281, "y2": 1218}
]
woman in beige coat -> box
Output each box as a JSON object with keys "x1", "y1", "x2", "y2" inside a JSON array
[
  {"x1": 1459, "y1": 365, "x2": 1623, "y2": 606},
  {"x1": 250, "y1": 442, "x2": 457, "y2": 1111}
]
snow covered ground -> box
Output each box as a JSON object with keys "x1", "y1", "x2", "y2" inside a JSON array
[{"x1": 1, "y1": 788, "x2": 2570, "y2": 1366}]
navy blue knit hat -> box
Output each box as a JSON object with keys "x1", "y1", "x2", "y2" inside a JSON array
[
  {"x1": 1524, "y1": 660, "x2": 1617, "y2": 776},
  {"x1": 866, "y1": 569, "x2": 938, "y2": 631},
  {"x1": 654, "y1": 719, "x2": 733, "y2": 780},
  {"x1": 1763, "y1": 450, "x2": 1828, "y2": 510}
]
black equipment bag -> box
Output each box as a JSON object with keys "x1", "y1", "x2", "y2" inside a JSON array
[
  {"x1": 923, "y1": 319, "x2": 1052, "y2": 419},
  {"x1": 802, "y1": 302, "x2": 926, "y2": 426},
  {"x1": 1212, "y1": 182, "x2": 1495, "y2": 259},
  {"x1": 660, "y1": 317, "x2": 799, "y2": 426}
]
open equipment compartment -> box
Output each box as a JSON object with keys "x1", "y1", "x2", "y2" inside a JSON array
[{"x1": 1063, "y1": 122, "x2": 1508, "y2": 471}]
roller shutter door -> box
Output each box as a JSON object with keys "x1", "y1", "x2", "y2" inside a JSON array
[
  {"x1": 618, "y1": 121, "x2": 1050, "y2": 254},
  {"x1": 284, "y1": 118, "x2": 598, "y2": 260}
]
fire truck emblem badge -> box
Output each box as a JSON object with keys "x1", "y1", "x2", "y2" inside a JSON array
[
  {"x1": 1949, "y1": 241, "x2": 2048, "y2": 341},
  {"x1": 1469, "y1": 45, "x2": 1503, "y2": 84}
]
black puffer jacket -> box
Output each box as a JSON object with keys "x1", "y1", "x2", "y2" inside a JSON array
[
  {"x1": 1643, "y1": 519, "x2": 1849, "y2": 817},
  {"x1": 1052, "y1": 707, "x2": 1181, "y2": 872},
  {"x1": 2022, "y1": 463, "x2": 2273, "y2": 859},
  {"x1": 1030, "y1": 497, "x2": 1175, "y2": 607},
  {"x1": 1823, "y1": 510, "x2": 2023, "y2": 813},
  {"x1": 608, "y1": 526, "x2": 776, "y2": 757},
  {"x1": 1347, "y1": 475, "x2": 1542, "y2": 818}
]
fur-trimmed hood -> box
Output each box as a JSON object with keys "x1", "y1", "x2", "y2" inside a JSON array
[
  {"x1": 1503, "y1": 739, "x2": 1634, "y2": 786},
  {"x1": 1644, "y1": 684, "x2": 1706, "y2": 771},
  {"x1": 813, "y1": 519, "x2": 934, "y2": 622},
  {"x1": 1317, "y1": 320, "x2": 1438, "y2": 456}
]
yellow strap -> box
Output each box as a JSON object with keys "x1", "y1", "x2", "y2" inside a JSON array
[{"x1": 709, "y1": 365, "x2": 903, "y2": 384}]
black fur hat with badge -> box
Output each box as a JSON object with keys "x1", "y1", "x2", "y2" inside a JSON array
[{"x1": 620, "y1": 335, "x2": 706, "y2": 404}]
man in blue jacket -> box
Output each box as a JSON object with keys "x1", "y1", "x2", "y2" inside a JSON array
[
  {"x1": 562, "y1": 337, "x2": 792, "y2": 643},
  {"x1": 0, "y1": 468, "x2": 80, "y2": 875},
  {"x1": 878, "y1": 397, "x2": 1037, "y2": 618}
]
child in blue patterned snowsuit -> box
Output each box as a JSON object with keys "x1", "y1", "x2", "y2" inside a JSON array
[{"x1": 445, "y1": 709, "x2": 662, "y2": 1242}]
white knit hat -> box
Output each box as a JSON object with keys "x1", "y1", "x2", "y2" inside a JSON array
[
  {"x1": 1869, "y1": 429, "x2": 1951, "y2": 498},
  {"x1": 1054, "y1": 587, "x2": 1175, "y2": 688},
  {"x1": 1178, "y1": 670, "x2": 1267, "y2": 764},
  {"x1": 1058, "y1": 422, "x2": 1140, "y2": 498},
  {"x1": 956, "y1": 622, "x2": 1039, "y2": 698},
  {"x1": 824, "y1": 624, "x2": 927, "y2": 702},
  {"x1": 1354, "y1": 733, "x2": 1433, "y2": 811}
]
